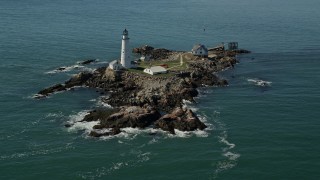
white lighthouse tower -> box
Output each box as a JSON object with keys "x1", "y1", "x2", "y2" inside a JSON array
[{"x1": 120, "y1": 29, "x2": 131, "y2": 68}]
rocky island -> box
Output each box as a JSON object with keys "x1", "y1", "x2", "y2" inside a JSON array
[{"x1": 37, "y1": 44, "x2": 250, "y2": 137}]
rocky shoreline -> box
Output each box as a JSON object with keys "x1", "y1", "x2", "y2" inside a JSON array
[{"x1": 37, "y1": 46, "x2": 250, "y2": 137}]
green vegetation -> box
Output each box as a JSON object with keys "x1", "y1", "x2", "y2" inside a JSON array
[{"x1": 128, "y1": 53, "x2": 193, "y2": 76}]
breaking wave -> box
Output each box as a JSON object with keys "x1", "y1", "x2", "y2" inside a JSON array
[
  {"x1": 0, "y1": 143, "x2": 74, "y2": 160},
  {"x1": 247, "y1": 78, "x2": 272, "y2": 87},
  {"x1": 96, "y1": 96, "x2": 112, "y2": 108},
  {"x1": 182, "y1": 99, "x2": 199, "y2": 112},
  {"x1": 78, "y1": 149, "x2": 152, "y2": 179},
  {"x1": 45, "y1": 64, "x2": 95, "y2": 74},
  {"x1": 66, "y1": 110, "x2": 99, "y2": 134},
  {"x1": 212, "y1": 111, "x2": 240, "y2": 178},
  {"x1": 45, "y1": 64, "x2": 85, "y2": 74}
]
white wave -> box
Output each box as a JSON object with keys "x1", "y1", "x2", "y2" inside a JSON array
[
  {"x1": 66, "y1": 110, "x2": 100, "y2": 134},
  {"x1": 45, "y1": 64, "x2": 86, "y2": 74},
  {"x1": 67, "y1": 121, "x2": 99, "y2": 133},
  {"x1": 80, "y1": 66, "x2": 95, "y2": 73},
  {"x1": 79, "y1": 151, "x2": 151, "y2": 179},
  {"x1": 100, "y1": 127, "x2": 163, "y2": 140},
  {"x1": 182, "y1": 99, "x2": 199, "y2": 112},
  {"x1": 148, "y1": 138, "x2": 159, "y2": 144},
  {"x1": 214, "y1": 151, "x2": 240, "y2": 176},
  {"x1": 96, "y1": 96, "x2": 112, "y2": 108},
  {"x1": 99, "y1": 126, "x2": 209, "y2": 140},
  {"x1": 215, "y1": 160, "x2": 237, "y2": 173},
  {"x1": 193, "y1": 129, "x2": 209, "y2": 137},
  {"x1": 167, "y1": 128, "x2": 209, "y2": 138},
  {"x1": 219, "y1": 131, "x2": 235, "y2": 150},
  {"x1": 168, "y1": 129, "x2": 192, "y2": 138},
  {"x1": 211, "y1": 116, "x2": 240, "y2": 178},
  {"x1": 32, "y1": 93, "x2": 46, "y2": 99},
  {"x1": 45, "y1": 112, "x2": 64, "y2": 118},
  {"x1": 68, "y1": 110, "x2": 89, "y2": 123},
  {"x1": 137, "y1": 152, "x2": 151, "y2": 163},
  {"x1": 95, "y1": 61, "x2": 109, "y2": 65},
  {"x1": 223, "y1": 151, "x2": 240, "y2": 161},
  {"x1": 247, "y1": 78, "x2": 272, "y2": 87},
  {"x1": 0, "y1": 143, "x2": 74, "y2": 160}
]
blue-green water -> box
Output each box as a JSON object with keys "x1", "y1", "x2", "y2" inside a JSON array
[{"x1": 1, "y1": 0, "x2": 320, "y2": 179}]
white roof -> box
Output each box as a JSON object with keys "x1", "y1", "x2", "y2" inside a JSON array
[
  {"x1": 109, "y1": 60, "x2": 119, "y2": 65},
  {"x1": 192, "y1": 44, "x2": 208, "y2": 51},
  {"x1": 148, "y1": 66, "x2": 167, "y2": 73}
]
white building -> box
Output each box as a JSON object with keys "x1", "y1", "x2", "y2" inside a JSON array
[
  {"x1": 120, "y1": 29, "x2": 131, "y2": 68},
  {"x1": 143, "y1": 66, "x2": 167, "y2": 75},
  {"x1": 191, "y1": 44, "x2": 208, "y2": 57},
  {"x1": 108, "y1": 60, "x2": 122, "y2": 71},
  {"x1": 140, "y1": 54, "x2": 151, "y2": 61}
]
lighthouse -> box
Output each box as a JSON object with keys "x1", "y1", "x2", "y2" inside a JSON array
[{"x1": 120, "y1": 29, "x2": 131, "y2": 68}]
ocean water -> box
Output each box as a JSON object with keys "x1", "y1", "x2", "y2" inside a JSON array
[{"x1": 1, "y1": 0, "x2": 320, "y2": 179}]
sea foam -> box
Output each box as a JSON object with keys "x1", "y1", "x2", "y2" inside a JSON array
[
  {"x1": 66, "y1": 110, "x2": 100, "y2": 134},
  {"x1": 247, "y1": 78, "x2": 272, "y2": 87}
]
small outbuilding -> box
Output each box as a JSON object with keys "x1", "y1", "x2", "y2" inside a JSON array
[
  {"x1": 140, "y1": 54, "x2": 151, "y2": 61},
  {"x1": 109, "y1": 60, "x2": 123, "y2": 71},
  {"x1": 143, "y1": 66, "x2": 167, "y2": 75},
  {"x1": 191, "y1": 44, "x2": 208, "y2": 57}
]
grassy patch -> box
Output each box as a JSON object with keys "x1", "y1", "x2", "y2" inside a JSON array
[{"x1": 128, "y1": 54, "x2": 193, "y2": 77}]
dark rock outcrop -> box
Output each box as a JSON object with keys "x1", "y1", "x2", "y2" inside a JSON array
[
  {"x1": 154, "y1": 107, "x2": 207, "y2": 134},
  {"x1": 82, "y1": 108, "x2": 119, "y2": 122},
  {"x1": 38, "y1": 84, "x2": 66, "y2": 96},
  {"x1": 89, "y1": 127, "x2": 121, "y2": 137},
  {"x1": 132, "y1": 45, "x2": 173, "y2": 60},
  {"x1": 38, "y1": 72, "x2": 94, "y2": 96},
  {"x1": 56, "y1": 67, "x2": 67, "y2": 71},
  {"x1": 132, "y1": 45, "x2": 154, "y2": 54},
  {"x1": 91, "y1": 106, "x2": 161, "y2": 130},
  {"x1": 65, "y1": 72, "x2": 93, "y2": 88},
  {"x1": 79, "y1": 59, "x2": 97, "y2": 65}
]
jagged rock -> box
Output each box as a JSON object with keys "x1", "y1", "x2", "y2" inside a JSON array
[
  {"x1": 89, "y1": 127, "x2": 121, "y2": 137},
  {"x1": 154, "y1": 107, "x2": 207, "y2": 134},
  {"x1": 38, "y1": 84, "x2": 66, "y2": 96},
  {"x1": 82, "y1": 108, "x2": 119, "y2": 122},
  {"x1": 132, "y1": 45, "x2": 154, "y2": 54},
  {"x1": 132, "y1": 45, "x2": 172, "y2": 60},
  {"x1": 79, "y1": 59, "x2": 96, "y2": 65},
  {"x1": 92, "y1": 106, "x2": 161, "y2": 129},
  {"x1": 56, "y1": 67, "x2": 66, "y2": 71},
  {"x1": 218, "y1": 79, "x2": 228, "y2": 86},
  {"x1": 180, "y1": 88, "x2": 198, "y2": 101},
  {"x1": 65, "y1": 72, "x2": 93, "y2": 88}
]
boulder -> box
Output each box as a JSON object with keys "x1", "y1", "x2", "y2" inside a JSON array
[
  {"x1": 132, "y1": 45, "x2": 154, "y2": 54},
  {"x1": 65, "y1": 72, "x2": 93, "y2": 88},
  {"x1": 38, "y1": 83, "x2": 66, "y2": 96},
  {"x1": 132, "y1": 45, "x2": 172, "y2": 60},
  {"x1": 56, "y1": 67, "x2": 66, "y2": 71},
  {"x1": 89, "y1": 127, "x2": 121, "y2": 137},
  {"x1": 82, "y1": 108, "x2": 119, "y2": 122},
  {"x1": 92, "y1": 106, "x2": 161, "y2": 129},
  {"x1": 154, "y1": 107, "x2": 207, "y2": 134},
  {"x1": 79, "y1": 59, "x2": 96, "y2": 65}
]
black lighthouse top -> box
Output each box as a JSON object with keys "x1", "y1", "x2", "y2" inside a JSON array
[{"x1": 123, "y1": 29, "x2": 128, "y2": 36}]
